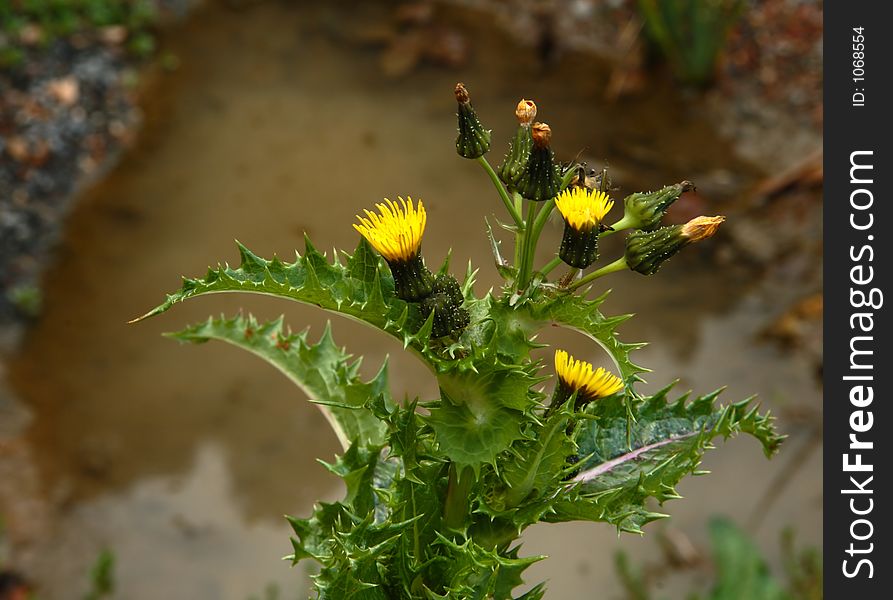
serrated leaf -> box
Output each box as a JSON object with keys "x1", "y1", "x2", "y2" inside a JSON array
[
  {"x1": 135, "y1": 239, "x2": 432, "y2": 356},
  {"x1": 168, "y1": 313, "x2": 388, "y2": 449},
  {"x1": 499, "y1": 401, "x2": 576, "y2": 508},
  {"x1": 542, "y1": 386, "x2": 783, "y2": 532},
  {"x1": 426, "y1": 401, "x2": 524, "y2": 476}
]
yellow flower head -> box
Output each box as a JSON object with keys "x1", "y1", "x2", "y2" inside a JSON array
[
  {"x1": 554, "y1": 349, "x2": 624, "y2": 400},
  {"x1": 555, "y1": 187, "x2": 614, "y2": 231},
  {"x1": 353, "y1": 197, "x2": 427, "y2": 262}
]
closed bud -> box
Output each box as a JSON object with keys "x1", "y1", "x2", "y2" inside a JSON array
[
  {"x1": 681, "y1": 215, "x2": 725, "y2": 242},
  {"x1": 515, "y1": 122, "x2": 561, "y2": 201},
  {"x1": 419, "y1": 274, "x2": 470, "y2": 338},
  {"x1": 621, "y1": 181, "x2": 694, "y2": 231},
  {"x1": 454, "y1": 83, "x2": 491, "y2": 159},
  {"x1": 497, "y1": 99, "x2": 537, "y2": 186},
  {"x1": 625, "y1": 215, "x2": 725, "y2": 275},
  {"x1": 515, "y1": 99, "x2": 537, "y2": 125}
]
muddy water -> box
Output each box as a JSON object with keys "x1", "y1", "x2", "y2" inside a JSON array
[{"x1": 4, "y1": 1, "x2": 820, "y2": 598}]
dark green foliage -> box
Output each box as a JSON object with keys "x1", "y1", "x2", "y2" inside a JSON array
[
  {"x1": 0, "y1": 0, "x2": 158, "y2": 66},
  {"x1": 637, "y1": 0, "x2": 744, "y2": 86},
  {"x1": 83, "y1": 549, "x2": 114, "y2": 600}
]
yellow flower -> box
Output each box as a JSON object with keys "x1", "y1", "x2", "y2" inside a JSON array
[
  {"x1": 555, "y1": 187, "x2": 614, "y2": 231},
  {"x1": 354, "y1": 197, "x2": 427, "y2": 263},
  {"x1": 554, "y1": 349, "x2": 624, "y2": 400}
]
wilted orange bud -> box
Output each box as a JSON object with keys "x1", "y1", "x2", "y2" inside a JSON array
[
  {"x1": 531, "y1": 122, "x2": 552, "y2": 148},
  {"x1": 515, "y1": 99, "x2": 537, "y2": 125},
  {"x1": 681, "y1": 216, "x2": 725, "y2": 242},
  {"x1": 454, "y1": 82, "x2": 470, "y2": 104}
]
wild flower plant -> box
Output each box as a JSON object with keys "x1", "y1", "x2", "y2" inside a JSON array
[{"x1": 134, "y1": 84, "x2": 782, "y2": 599}]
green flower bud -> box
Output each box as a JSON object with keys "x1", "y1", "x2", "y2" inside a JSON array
[
  {"x1": 419, "y1": 274, "x2": 470, "y2": 338},
  {"x1": 516, "y1": 122, "x2": 561, "y2": 201},
  {"x1": 454, "y1": 83, "x2": 491, "y2": 159},
  {"x1": 497, "y1": 99, "x2": 536, "y2": 186},
  {"x1": 625, "y1": 215, "x2": 724, "y2": 275},
  {"x1": 621, "y1": 181, "x2": 694, "y2": 231}
]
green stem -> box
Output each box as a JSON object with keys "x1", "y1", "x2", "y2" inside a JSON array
[
  {"x1": 601, "y1": 214, "x2": 638, "y2": 237},
  {"x1": 517, "y1": 201, "x2": 540, "y2": 290},
  {"x1": 512, "y1": 192, "x2": 524, "y2": 267},
  {"x1": 516, "y1": 197, "x2": 556, "y2": 288},
  {"x1": 477, "y1": 156, "x2": 523, "y2": 230},
  {"x1": 537, "y1": 256, "x2": 563, "y2": 278},
  {"x1": 520, "y1": 198, "x2": 556, "y2": 287},
  {"x1": 530, "y1": 198, "x2": 556, "y2": 245},
  {"x1": 444, "y1": 463, "x2": 472, "y2": 530},
  {"x1": 567, "y1": 256, "x2": 629, "y2": 291}
]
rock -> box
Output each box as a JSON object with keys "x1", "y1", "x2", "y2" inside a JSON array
[
  {"x1": 46, "y1": 77, "x2": 80, "y2": 107},
  {"x1": 100, "y1": 25, "x2": 129, "y2": 46},
  {"x1": 5, "y1": 137, "x2": 30, "y2": 163}
]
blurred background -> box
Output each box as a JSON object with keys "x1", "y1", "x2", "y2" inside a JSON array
[{"x1": 1, "y1": 1, "x2": 822, "y2": 598}]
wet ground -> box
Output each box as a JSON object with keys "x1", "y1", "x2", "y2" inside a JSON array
[{"x1": 1, "y1": 1, "x2": 821, "y2": 598}]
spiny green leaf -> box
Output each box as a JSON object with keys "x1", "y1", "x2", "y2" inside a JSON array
[
  {"x1": 426, "y1": 401, "x2": 524, "y2": 477},
  {"x1": 499, "y1": 400, "x2": 576, "y2": 508},
  {"x1": 135, "y1": 239, "x2": 434, "y2": 356},
  {"x1": 543, "y1": 386, "x2": 783, "y2": 533},
  {"x1": 167, "y1": 313, "x2": 388, "y2": 449}
]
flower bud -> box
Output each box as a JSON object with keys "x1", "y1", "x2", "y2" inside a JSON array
[
  {"x1": 497, "y1": 99, "x2": 537, "y2": 186},
  {"x1": 515, "y1": 99, "x2": 537, "y2": 125},
  {"x1": 454, "y1": 83, "x2": 491, "y2": 159},
  {"x1": 515, "y1": 122, "x2": 561, "y2": 201},
  {"x1": 621, "y1": 181, "x2": 694, "y2": 231},
  {"x1": 419, "y1": 274, "x2": 470, "y2": 338},
  {"x1": 625, "y1": 215, "x2": 724, "y2": 275}
]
